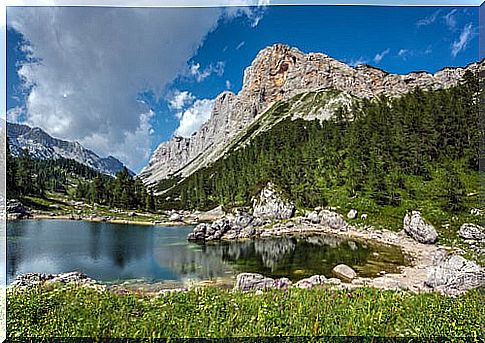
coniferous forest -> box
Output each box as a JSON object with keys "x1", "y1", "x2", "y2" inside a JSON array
[{"x1": 6, "y1": 144, "x2": 155, "y2": 212}]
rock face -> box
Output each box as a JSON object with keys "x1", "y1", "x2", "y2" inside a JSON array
[
  {"x1": 7, "y1": 122, "x2": 131, "y2": 176},
  {"x1": 332, "y1": 264, "x2": 357, "y2": 281},
  {"x1": 7, "y1": 199, "x2": 31, "y2": 219},
  {"x1": 140, "y1": 44, "x2": 482, "y2": 186},
  {"x1": 458, "y1": 223, "x2": 485, "y2": 241},
  {"x1": 403, "y1": 211, "x2": 438, "y2": 244},
  {"x1": 252, "y1": 182, "x2": 295, "y2": 220},
  {"x1": 425, "y1": 254, "x2": 485, "y2": 295}
]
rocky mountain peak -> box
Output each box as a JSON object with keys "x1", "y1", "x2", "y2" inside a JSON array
[{"x1": 140, "y1": 44, "x2": 483, "y2": 187}]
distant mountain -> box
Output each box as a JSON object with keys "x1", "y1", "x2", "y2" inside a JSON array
[{"x1": 7, "y1": 122, "x2": 133, "y2": 176}]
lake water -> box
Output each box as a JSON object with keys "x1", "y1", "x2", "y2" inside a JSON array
[{"x1": 7, "y1": 220, "x2": 407, "y2": 286}]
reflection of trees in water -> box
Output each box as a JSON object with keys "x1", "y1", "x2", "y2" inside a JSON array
[
  {"x1": 152, "y1": 242, "x2": 232, "y2": 280},
  {"x1": 200, "y1": 235, "x2": 377, "y2": 280}
]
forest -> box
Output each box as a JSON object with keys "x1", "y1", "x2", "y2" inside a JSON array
[{"x1": 6, "y1": 145, "x2": 155, "y2": 212}]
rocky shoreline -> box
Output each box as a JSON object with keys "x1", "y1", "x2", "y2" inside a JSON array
[{"x1": 7, "y1": 184, "x2": 485, "y2": 297}]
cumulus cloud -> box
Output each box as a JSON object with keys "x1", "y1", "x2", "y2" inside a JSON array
[
  {"x1": 187, "y1": 61, "x2": 225, "y2": 82},
  {"x1": 451, "y1": 23, "x2": 474, "y2": 57},
  {"x1": 7, "y1": 6, "x2": 268, "y2": 171},
  {"x1": 174, "y1": 99, "x2": 214, "y2": 138},
  {"x1": 373, "y1": 48, "x2": 390, "y2": 64},
  {"x1": 7, "y1": 7, "x2": 227, "y2": 171},
  {"x1": 168, "y1": 91, "x2": 195, "y2": 110}
]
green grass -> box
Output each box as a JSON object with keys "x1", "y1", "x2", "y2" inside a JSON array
[
  {"x1": 8, "y1": 284, "x2": 485, "y2": 338},
  {"x1": 20, "y1": 193, "x2": 168, "y2": 223}
]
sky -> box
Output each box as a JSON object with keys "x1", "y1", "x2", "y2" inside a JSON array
[{"x1": 5, "y1": 4, "x2": 481, "y2": 173}]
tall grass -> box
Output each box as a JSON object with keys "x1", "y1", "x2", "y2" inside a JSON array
[{"x1": 8, "y1": 284, "x2": 484, "y2": 338}]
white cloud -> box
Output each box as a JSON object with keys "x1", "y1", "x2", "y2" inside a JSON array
[
  {"x1": 451, "y1": 23, "x2": 474, "y2": 57},
  {"x1": 398, "y1": 49, "x2": 409, "y2": 60},
  {"x1": 373, "y1": 48, "x2": 390, "y2": 64},
  {"x1": 7, "y1": 6, "x2": 267, "y2": 171},
  {"x1": 444, "y1": 9, "x2": 458, "y2": 30},
  {"x1": 188, "y1": 61, "x2": 225, "y2": 82},
  {"x1": 223, "y1": 0, "x2": 269, "y2": 27},
  {"x1": 168, "y1": 90, "x2": 195, "y2": 110},
  {"x1": 225, "y1": 80, "x2": 232, "y2": 89},
  {"x1": 175, "y1": 99, "x2": 214, "y2": 138},
  {"x1": 416, "y1": 9, "x2": 441, "y2": 27},
  {"x1": 6, "y1": 106, "x2": 24, "y2": 123},
  {"x1": 236, "y1": 41, "x2": 245, "y2": 50},
  {"x1": 348, "y1": 57, "x2": 367, "y2": 67}
]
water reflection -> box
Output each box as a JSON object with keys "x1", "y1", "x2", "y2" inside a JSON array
[{"x1": 7, "y1": 220, "x2": 406, "y2": 284}]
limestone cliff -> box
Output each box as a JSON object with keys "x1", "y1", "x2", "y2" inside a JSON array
[{"x1": 140, "y1": 44, "x2": 482, "y2": 187}]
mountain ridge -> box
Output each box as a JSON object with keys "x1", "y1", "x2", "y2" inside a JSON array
[
  {"x1": 139, "y1": 43, "x2": 483, "y2": 187},
  {"x1": 7, "y1": 121, "x2": 133, "y2": 176}
]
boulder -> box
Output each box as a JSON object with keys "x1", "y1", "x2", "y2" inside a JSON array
[
  {"x1": 306, "y1": 211, "x2": 320, "y2": 224},
  {"x1": 403, "y1": 211, "x2": 438, "y2": 244},
  {"x1": 10, "y1": 271, "x2": 94, "y2": 289},
  {"x1": 187, "y1": 211, "x2": 264, "y2": 241},
  {"x1": 294, "y1": 275, "x2": 327, "y2": 289},
  {"x1": 318, "y1": 210, "x2": 348, "y2": 231},
  {"x1": 425, "y1": 255, "x2": 485, "y2": 295},
  {"x1": 169, "y1": 213, "x2": 182, "y2": 221},
  {"x1": 332, "y1": 264, "x2": 357, "y2": 281},
  {"x1": 252, "y1": 182, "x2": 295, "y2": 220},
  {"x1": 458, "y1": 223, "x2": 485, "y2": 241},
  {"x1": 347, "y1": 209, "x2": 358, "y2": 219},
  {"x1": 7, "y1": 199, "x2": 31, "y2": 219},
  {"x1": 233, "y1": 273, "x2": 292, "y2": 292}
]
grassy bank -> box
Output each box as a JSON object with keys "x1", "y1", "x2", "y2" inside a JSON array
[{"x1": 8, "y1": 284, "x2": 484, "y2": 338}]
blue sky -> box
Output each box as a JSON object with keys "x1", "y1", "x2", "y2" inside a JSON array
[{"x1": 6, "y1": 5, "x2": 481, "y2": 172}]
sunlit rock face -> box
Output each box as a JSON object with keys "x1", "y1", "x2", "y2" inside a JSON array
[{"x1": 141, "y1": 44, "x2": 482, "y2": 186}]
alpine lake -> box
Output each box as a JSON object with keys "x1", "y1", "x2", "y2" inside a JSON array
[{"x1": 7, "y1": 219, "x2": 409, "y2": 288}]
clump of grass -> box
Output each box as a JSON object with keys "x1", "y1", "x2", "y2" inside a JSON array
[{"x1": 8, "y1": 284, "x2": 484, "y2": 338}]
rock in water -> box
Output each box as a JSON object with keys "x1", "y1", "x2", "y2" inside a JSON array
[
  {"x1": 403, "y1": 211, "x2": 438, "y2": 244},
  {"x1": 252, "y1": 182, "x2": 295, "y2": 220},
  {"x1": 332, "y1": 264, "x2": 357, "y2": 281},
  {"x1": 459, "y1": 223, "x2": 485, "y2": 241},
  {"x1": 425, "y1": 255, "x2": 485, "y2": 295}
]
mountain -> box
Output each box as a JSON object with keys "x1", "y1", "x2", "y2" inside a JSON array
[
  {"x1": 140, "y1": 44, "x2": 482, "y2": 187},
  {"x1": 7, "y1": 122, "x2": 132, "y2": 176}
]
